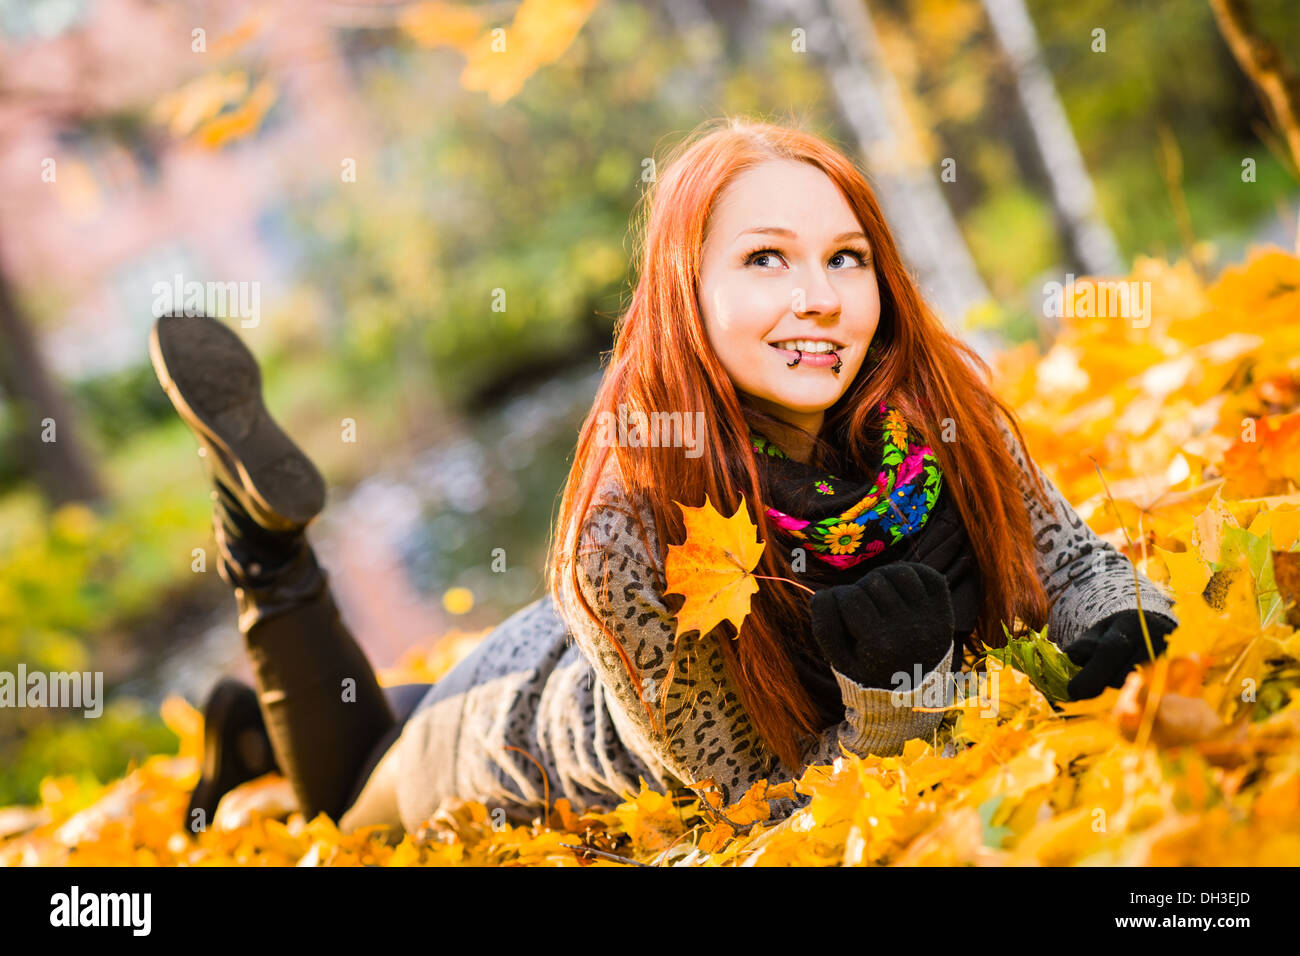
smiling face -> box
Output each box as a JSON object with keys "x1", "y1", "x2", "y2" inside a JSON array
[{"x1": 697, "y1": 159, "x2": 881, "y2": 452}]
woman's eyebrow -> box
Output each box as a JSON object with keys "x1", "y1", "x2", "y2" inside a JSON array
[{"x1": 734, "y1": 226, "x2": 869, "y2": 245}]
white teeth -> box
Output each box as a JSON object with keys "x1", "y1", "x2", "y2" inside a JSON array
[{"x1": 772, "y1": 340, "x2": 840, "y2": 353}]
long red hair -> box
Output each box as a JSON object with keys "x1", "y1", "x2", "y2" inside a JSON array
[{"x1": 546, "y1": 116, "x2": 1053, "y2": 771}]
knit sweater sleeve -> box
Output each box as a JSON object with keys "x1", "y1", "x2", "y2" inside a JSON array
[
  {"x1": 995, "y1": 416, "x2": 1179, "y2": 651},
  {"x1": 557, "y1": 476, "x2": 954, "y2": 823}
]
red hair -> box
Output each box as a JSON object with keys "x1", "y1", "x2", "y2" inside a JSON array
[{"x1": 546, "y1": 116, "x2": 1052, "y2": 771}]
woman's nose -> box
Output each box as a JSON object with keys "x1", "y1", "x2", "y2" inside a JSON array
[{"x1": 792, "y1": 270, "x2": 841, "y2": 316}]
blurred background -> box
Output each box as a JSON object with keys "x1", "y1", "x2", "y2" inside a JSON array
[{"x1": 0, "y1": 0, "x2": 1297, "y2": 807}]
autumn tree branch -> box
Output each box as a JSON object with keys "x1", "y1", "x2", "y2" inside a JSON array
[{"x1": 1208, "y1": 0, "x2": 1300, "y2": 251}]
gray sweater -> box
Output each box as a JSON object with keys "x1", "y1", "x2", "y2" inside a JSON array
[{"x1": 389, "y1": 417, "x2": 1178, "y2": 832}]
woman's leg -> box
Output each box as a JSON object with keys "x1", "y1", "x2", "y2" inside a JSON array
[
  {"x1": 336, "y1": 715, "x2": 411, "y2": 838},
  {"x1": 150, "y1": 312, "x2": 409, "y2": 826},
  {"x1": 348, "y1": 683, "x2": 432, "y2": 798},
  {"x1": 220, "y1": 518, "x2": 401, "y2": 824},
  {"x1": 336, "y1": 682, "x2": 432, "y2": 836}
]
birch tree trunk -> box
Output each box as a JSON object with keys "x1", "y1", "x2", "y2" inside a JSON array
[
  {"x1": 662, "y1": 0, "x2": 725, "y2": 89},
  {"x1": 981, "y1": 0, "x2": 1124, "y2": 277}
]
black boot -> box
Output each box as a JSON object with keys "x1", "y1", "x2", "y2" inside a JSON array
[
  {"x1": 224, "y1": 536, "x2": 397, "y2": 823},
  {"x1": 186, "y1": 678, "x2": 280, "y2": 835},
  {"x1": 149, "y1": 311, "x2": 325, "y2": 533},
  {"x1": 151, "y1": 312, "x2": 396, "y2": 824}
]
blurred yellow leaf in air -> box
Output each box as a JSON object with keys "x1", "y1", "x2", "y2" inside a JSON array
[
  {"x1": 400, "y1": 1, "x2": 483, "y2": 51},
  {"x1": 459, "y1": 0, "x2": 602, "y2": 103}
]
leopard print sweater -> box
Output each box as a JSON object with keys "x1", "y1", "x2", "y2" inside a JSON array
[{"x1": 390, "y1": 418, "x2": 1179, "y2": 832}]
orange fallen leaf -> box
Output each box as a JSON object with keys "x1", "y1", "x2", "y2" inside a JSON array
[
  {"x1": 1221, "y1": 412, "x2": 1300, "y2": 498},
  {"x1": 213, "y1": 774, "x2": 298, "y2": 831},
  {"x1": 664, "y1": 493, "x2": 765, "y2": 641}
]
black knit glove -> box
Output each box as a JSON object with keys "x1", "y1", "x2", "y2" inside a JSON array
[
  {"x1": 810, "y1": 562, "x2": 955, "y2": 690},
  {"x1": 904, "y1": 501, "x2": 981, "y2": 635},
  {"x1": 1065, "y1": 610, "x2": 1179, "y2": 700}
]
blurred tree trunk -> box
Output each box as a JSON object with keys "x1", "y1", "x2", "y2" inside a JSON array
[
  {"x1": 981, "y1": 0, "x2": 1124, "y2": 277},
  {"x1": 750, "y1": 0, "x2": 1002, "y2": 361},
  {"x1": 0, "y1": 250, "x2": 103, "y2": 506},
  {"x1": 663, "y1": 0, "x2": 724, "y2": 89},
  {"x1": 1209, "y1": 0, "x2": 1300, "y2": 253}
]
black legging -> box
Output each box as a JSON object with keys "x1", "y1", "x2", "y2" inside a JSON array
[{"x1": 235, "y1": 543, "x2": 434, "y2": 824}]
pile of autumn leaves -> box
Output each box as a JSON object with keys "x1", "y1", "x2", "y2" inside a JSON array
[{"x1": 4, "y1": 249, "x2": 1300, "y2": 866}]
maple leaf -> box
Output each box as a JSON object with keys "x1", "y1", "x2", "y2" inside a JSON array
[
  {"x1": 663, "y1": 494, "x2": 766, "y2": 642},
  {"x1": 1221, "y1": 411, "x2": 1300, "y2": 498},
  {"x1": 612, "y1": 780, "x2": 686, "y2": 855},
  {"x1": 983, "y1": 624, "x2": 1081, "y2": 703}
]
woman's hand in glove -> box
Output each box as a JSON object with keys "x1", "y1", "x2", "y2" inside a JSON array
[
  {"x1": 1065, "y1": 610, "x2": 1179, "y2": 700},
  {"x1": 903, "y1": 493, "x2": 981, "y2": 635},
  {"x1": 810, "y1": 561, "x2": 955, "y2": 691}
]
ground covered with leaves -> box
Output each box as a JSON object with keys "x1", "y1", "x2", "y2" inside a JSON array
[{"x1": 3, "y1": 248, "x2": 1300, "y2": 866}]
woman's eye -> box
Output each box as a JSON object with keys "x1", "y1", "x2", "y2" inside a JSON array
[
  {"x1": 743, "y1": 248, "x2": 783, "y2": 268},
  {"x1": 743, "y1": 247, "x2": 872, "y2": 269},
  {"x1": 831, "y1": 248, "x2": 872, "y2": 268}
]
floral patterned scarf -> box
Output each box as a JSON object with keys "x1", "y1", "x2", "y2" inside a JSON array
[{"x1": 750, "y1": 401, "x2": 943, "y2": 571}]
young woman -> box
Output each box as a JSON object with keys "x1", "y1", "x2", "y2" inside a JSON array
[{"x1": 150, "y1": 117, "x2": 1179, "y2": 839}]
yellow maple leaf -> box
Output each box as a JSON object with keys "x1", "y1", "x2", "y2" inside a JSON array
[
  {"x1": 1191, "y1": 489, "x2": 1238, "y2": 564},
  {"x1": 663, "y1": 493, "x2": 765, "y2": 641},
  {"x1": 722, "y1": 777, "x2": 796, "y2": 828},
  {"x1": 611, "y1": 779, "x2": 685, "y2": 855},
  {"x1": 1248, "y1": 504, "x2": 1300, "y2": 551},
  {"x1": 1152, "y1": 543, "x2": 1212, "y2": 603},
  {"x1": 695, "y1": 822, "x2": 734, "y2": 855}
]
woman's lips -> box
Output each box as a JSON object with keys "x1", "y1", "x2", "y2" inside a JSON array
[{"x1": 769, "y1": 343, "x2": 843, "y2": 368}]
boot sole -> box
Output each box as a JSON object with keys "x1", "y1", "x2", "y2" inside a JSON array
[{"x1": 149, "y1": 313, "x2": 325, "y2": 532}]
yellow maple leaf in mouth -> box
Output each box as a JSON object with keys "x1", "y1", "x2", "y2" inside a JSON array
[{"x1": 664, "y1": 494, "x2": 767, "y2": 642}]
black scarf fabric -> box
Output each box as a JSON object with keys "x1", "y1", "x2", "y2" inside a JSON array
[{"x1": 749, "y1": 401, "x2": 945, "y2": 585}]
